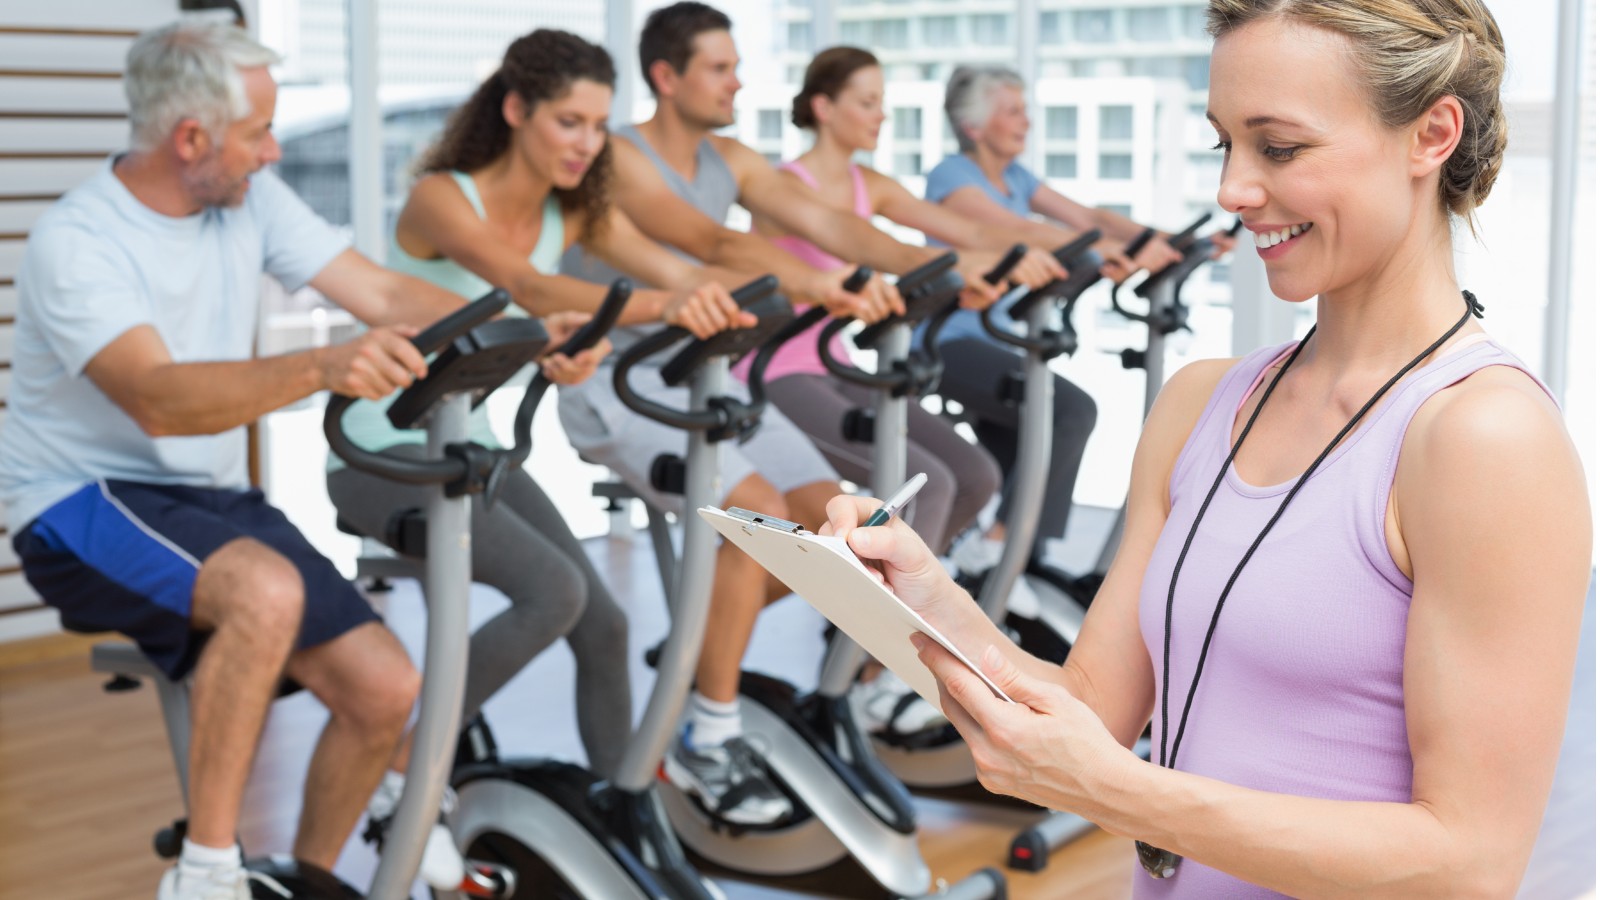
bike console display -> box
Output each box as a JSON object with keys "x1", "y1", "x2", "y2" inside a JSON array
[
  {"x1": 658, "y1": 275, "x2": 790, "y2": 387},
  {"x1": 387, "y1": 317, "x2": 551, "y2": 430}
]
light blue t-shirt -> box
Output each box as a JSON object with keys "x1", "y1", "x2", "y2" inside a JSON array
[
  {"x1": 0, "y1": 159, "x2": 347, "y2": 529},
  {"x1": 920, "y1": 155, "x2": 1042, "y2": 347}
]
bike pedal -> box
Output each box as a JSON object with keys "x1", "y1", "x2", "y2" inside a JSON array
[{"x1": 457, "y1": 861, "x2": 516, "y2": 898}]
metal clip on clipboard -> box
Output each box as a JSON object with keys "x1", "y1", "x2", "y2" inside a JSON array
[{"x1": 726, "y1": 507, "x2": 809, "y2": 535}]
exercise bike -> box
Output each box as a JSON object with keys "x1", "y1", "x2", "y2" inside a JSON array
[
  {"x1": 619, "y1": 259, "x2": 1010, "y2": 899},
  {"x1": 1001, "y1": 214, "x2": 1244, "y2": 873},
  {"x1": 91, "y1": 290, "x2": 533, "y2": 897}
]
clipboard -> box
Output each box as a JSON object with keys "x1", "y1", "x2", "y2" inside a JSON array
[{"x1": 698, "y1": 505, "x2": 1013, "y2": 708}]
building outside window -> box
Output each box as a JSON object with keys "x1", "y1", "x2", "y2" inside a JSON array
[
  {"x1": 787, "y1": 20, "x2": 812, "y2": 53},
  {"x1": 1099, "y1": 153, "x2": 1134, "y2": 179},
  {"x1": 971, "y1": 13, "x2": 1010, "y2": 46},
  {"x1": 1040, "y1": 11, "x2": 1065, "y2": 45},
  {"x1": 923, "y1": 15, "x2": 958, "y2": 48},
  {"x1": 759, "y1": 109, "x2": 784, "y2": 141},
  {"x1": 1101, "y1": 104, "x2": 1136, "y2": 141},
  {"x1": 1046, "y1": 105, "x2": 1078, "y2": 140},
  {"x1": 1073, "y1": 9, "x2": 1116, "y2": 43},
  {"x1": 1045, "y1": 153, "x2": 1078, "y2": 178},
  {"x1": 872, "y1": 18, "x2": 910, "y2": 49},
  {"x1": 894, "y1": 107, "x2": 923, "y2": 140},
  {"x1": 1127, "y1": 7, "x2": 1171, "y2": 41}
]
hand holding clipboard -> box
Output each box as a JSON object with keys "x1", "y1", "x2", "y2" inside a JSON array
[{"x1": 697, "y1": 476, "x2": 1013, "y2": 710}]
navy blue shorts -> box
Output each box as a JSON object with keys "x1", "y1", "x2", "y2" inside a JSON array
[{"x1": 13, "y1": 480, "x2": 379, "y2": 680}]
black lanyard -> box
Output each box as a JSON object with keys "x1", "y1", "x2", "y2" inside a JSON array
[{"x1": 1136, "y1": 291, "x2": 1484, "y2": 880}]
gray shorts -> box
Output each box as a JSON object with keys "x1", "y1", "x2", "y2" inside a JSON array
[{"x1": 557, "y1": 369, "x2": 839, "y2": 515}]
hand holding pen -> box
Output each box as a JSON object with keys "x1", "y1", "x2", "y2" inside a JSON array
[{"x1": 863, "y1": 472, "x2": 928, "y2": 528}]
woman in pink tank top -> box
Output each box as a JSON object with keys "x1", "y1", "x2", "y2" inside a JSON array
[
  {"x1": 736, "y1": 48, "x2": 1078, "y2": 738},
  {"x1": 738, "y1": 47, "x2": 1069, "y2": 561},
  {"x1": 816, "y1": 3, "x2": 1592, "y2": 896}
]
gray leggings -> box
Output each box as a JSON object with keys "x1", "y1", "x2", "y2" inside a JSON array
[
  {"x1": 765, "y1": 374, "x2": 1001, "y2": 553},
  {"x1": 327, "y1": 445, "x2": 631, "y2": 778},
  {"x1": 937, "y1": 338, "x2": 1097, "y2": 558}
]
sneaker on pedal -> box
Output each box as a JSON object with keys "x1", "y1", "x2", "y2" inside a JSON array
[
  {"x1": 664, "y1": 728, "x2": 793, "y2": 827},
  {"x1": 158, "y1": 863, "x2": 250, "y2": 900},
  {"x1": 365, "y1": 778, "x2": 465, "y2": 890},
  {"x1": 949, "y1": 532, "x2": 1042, "y2": 619},
  {"x1": 851, "y1": 668, "x2": 947, "y2": 738}
]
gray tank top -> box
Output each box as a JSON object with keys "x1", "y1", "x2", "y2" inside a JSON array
[{"x1": 560, "y1": 123, "x2": 739, "y2": 359}]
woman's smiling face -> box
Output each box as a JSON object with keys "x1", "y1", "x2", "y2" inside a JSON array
[{"x1": 1209, "y1": 17, "x2": 1423, "y2": 303}]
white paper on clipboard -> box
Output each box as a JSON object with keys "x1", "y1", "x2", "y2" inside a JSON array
[{"x1": 697, "y1": 506, "x2": 1013, "y2": 708}]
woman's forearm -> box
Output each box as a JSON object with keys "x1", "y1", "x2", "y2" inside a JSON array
[{"x1": 1084, "y1": 761, "x2": 1510, "y2": 899}]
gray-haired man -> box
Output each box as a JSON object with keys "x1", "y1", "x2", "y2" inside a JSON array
[{"x1": 0, "y1": 22, "x2": 465, "y2": 899}]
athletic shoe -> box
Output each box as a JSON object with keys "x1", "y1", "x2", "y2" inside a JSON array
[
  {"x1": 851, "y1": 668, "x2": 947, "y2": 737},
  {"x1": 156, "y1": 864, "x2": 252, "y2": 900},
  {"x1": 664, "y1": 728, "x2": 793, "y2": 827},
  {"x1": 364, "y1": 780, "x2": 465, "y2": 890},
  {"x1": 949, "y1": 532, "x2": 1042, "y2": 619}
]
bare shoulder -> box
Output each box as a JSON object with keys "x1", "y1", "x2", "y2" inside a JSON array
[
  {"x1": 1396, "y1": 361, "x2": 1588, "y2": 555},
  {"x1": 1131, "y1": 357, "x2": 1241, "y2": 499},
  {"x1": 707, "y1": 134, "x2": 766, "y2": 175},
  {"x1": 1149, "y1": 358, "x2": 1239, "y2": 434},
  {"x1": 1407, "y1": 363, "x2": 1572, "y2": 471}
]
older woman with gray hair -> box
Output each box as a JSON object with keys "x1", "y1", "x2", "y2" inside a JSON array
[{"x1": 924, "y1": 65, "x2": 1193, "y2": 585}]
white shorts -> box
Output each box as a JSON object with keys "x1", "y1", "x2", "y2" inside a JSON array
[{"x1": 556, "y1": 368, "x2": 839, "y2": 516}]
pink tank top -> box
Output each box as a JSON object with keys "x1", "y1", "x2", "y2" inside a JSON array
[
  {"x1": 1134, "y1": 336, "x2": 1549, "y2": 898},
  {"x1": 731, "y1": 161, "x2": 870, "y2": 383}
]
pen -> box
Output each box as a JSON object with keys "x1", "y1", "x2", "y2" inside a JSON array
[{"x1": 863, "y1": 472, "x2": 928, "y2": 527}]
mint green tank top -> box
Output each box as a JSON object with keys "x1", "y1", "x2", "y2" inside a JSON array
[{"x1": 331, "y1": 172, "x2": 564, "y2": 466}]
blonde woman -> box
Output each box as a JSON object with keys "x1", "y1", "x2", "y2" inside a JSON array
[{"x1": 825, "y1": 0, "x2": 1591, "y2": 895}]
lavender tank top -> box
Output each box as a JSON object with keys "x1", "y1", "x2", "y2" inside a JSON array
[
  {"x1": 1134, "y1": 335, "x2": 1547, "y2": 898},
  {"x1": 731, "y1": 160, "x2": 868, "y2": 384}
]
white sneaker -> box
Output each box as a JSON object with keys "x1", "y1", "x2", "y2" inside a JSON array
[
  {"x1": 366, "y1": 776, "x2": 466, "y2": 890},
  {"x1": 157, "y1": 863, "x2": 250, "y2": 900},
  {"x1": 950, "y1": 533, "x2": 1042, "y2": 618},
  {"x1": 1006, "y1": 573, "x2": 1042, "y2": 619},
  {"x1": 852, "y1": 669, "x2": 948, "y2": 737},
  {"x1": 949, "y1": 532, "x2": 1003, "y2": 576}
]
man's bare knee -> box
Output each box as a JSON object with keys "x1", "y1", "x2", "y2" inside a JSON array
[
  {"x1": 192, "y1": 538, "x2": 304, "y2": 639},
  {"x1": 723, "y1": 474, "x2": 787, "y2": 519},
  {"x1": 306, "y1": 625, "x2": 420, "y2": 737}
]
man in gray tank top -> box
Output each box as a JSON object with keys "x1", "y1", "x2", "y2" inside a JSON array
[{"x1": 557, "y1": 1, "x2": 1007, "y2": 830}]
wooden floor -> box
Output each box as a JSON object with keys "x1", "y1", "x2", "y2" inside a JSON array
[
  {"x1": 0, "y1": 526, "x2": 1592, "y2": 900},
  {"x1": 0, "y1": 527, "x2": 1137, "y2": 900}
]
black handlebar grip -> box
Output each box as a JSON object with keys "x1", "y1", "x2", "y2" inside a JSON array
[
  {"x1": 1169, "y1": 212, "x2": 1214, "y2": 251},
  {"x1": 984, "y1": 243, "x2": 1028, "y2": 284},
  {"x1": 730, "y1": 274, "x2": 780, "y2": 308},
  {"x1": 409, "y1": 289, "x2": 511, "y2": 355},
  {"x1": 1053, "y1": 230, "x2": 1102, "y2": 266},
  {"x1": 1124, "y1": 227, "x2": 1156, "y2": 258},
  {"x1": 897, "y1": 250, "x2": 959, "y2": 288},
  {"x1": 841, "y1": 266, "x2": 872, "y2": 293},
  {"x1": 555, "y1": 279, "x2": 632, "y2": 356}
]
